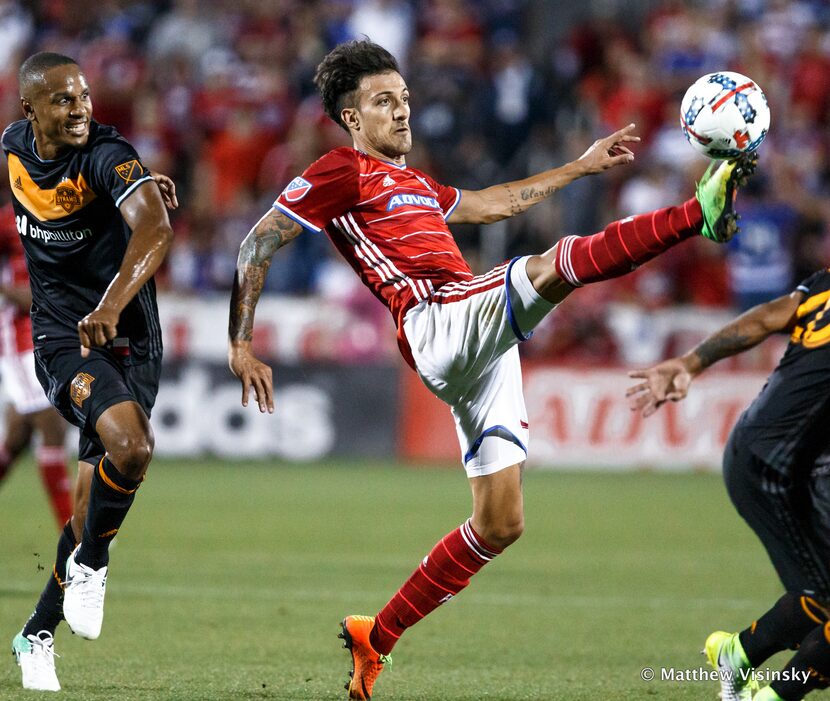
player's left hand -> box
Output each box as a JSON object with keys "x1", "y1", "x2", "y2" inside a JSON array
[
  {"x1": 626, "y1": 358, "x2": 694, "y2": 417},
  {"x1": 576, "y1": 124, "x2": 640, "y2": 174},
  {"x1": 150, "y1": 171, "x2": 178, "y2": 210},
  {"x1": 78, "y1": 307, "x2": 119, "y2": 358}
]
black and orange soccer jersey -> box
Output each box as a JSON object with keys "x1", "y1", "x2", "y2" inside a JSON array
[
  {"x1": 736, "y1": 268, "x2": 830, "y2": 472},
  {"x1": 1, "y1": 119, "x2": 161, "y2": 362}
]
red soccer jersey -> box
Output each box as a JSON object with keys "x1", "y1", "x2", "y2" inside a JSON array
[
  {"x1": 0, "y1": 203, "x2": 32, "y2": 355},
  {"x1": 275, "y1": 147, "x2": 471, "y2": 363}
]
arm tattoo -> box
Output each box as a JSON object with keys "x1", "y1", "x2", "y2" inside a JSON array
[
  {"x1": 695, "y1": 330, "x2": 753, "y2": 368},
  {"x1": 228, "y1": 213, "x2": 301, "y2": 342},
  {"x1": 519, "y1": 184, "x2": 556, "y2": 202},
  {"x1": 505, "y1": 184, "x2": 522, "y2": 216}
]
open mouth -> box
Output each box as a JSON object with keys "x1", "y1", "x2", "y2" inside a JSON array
[{"x1": 65, "y1": 122, "x2": 88, "y2": 136}]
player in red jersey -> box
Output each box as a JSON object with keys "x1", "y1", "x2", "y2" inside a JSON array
[
  {"x1": 227, "y1": 40, "x2": 755, "y2": 699},
  {"x1": 0, "y1": 202, "x2": 72, "y2": 526}
]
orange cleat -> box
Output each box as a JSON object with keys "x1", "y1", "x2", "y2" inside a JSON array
[{"x1": 338, "y1": 615, "x2": 391, "y2": 700}]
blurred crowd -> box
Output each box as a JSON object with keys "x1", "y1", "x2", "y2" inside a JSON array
[{"x1": 0, "y1": 0, "x2": 828, "y2": 364}]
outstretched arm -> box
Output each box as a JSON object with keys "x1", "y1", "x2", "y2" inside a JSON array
[
  {"x1": 627, "y1": 292, "x2": 802, "y2": 417},
  {"x1": 228, "y1": 207, "x2": 304, "y2": 413},
  {"x1": 77, "y1": 181, "x2": 173, "y2": 357},
  {"x1": 448, "y1": 124, "x2": 639, "y2": 225}
]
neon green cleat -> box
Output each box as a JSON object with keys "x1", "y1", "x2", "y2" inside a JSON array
[
  {"x1": 754, "y1": 686, "x2": 786, "y2": 701},
  {"x1": 695, "y1": 153, "x2": 757, "y2": 242},
  {"x1": 704, "y1": 630, "x2": 758, "y2": 701}
]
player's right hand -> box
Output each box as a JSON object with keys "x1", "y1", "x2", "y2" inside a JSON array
[
  {"x1": 78, "y1": 307, "x2": 119, "y2": 358},
  {"x1": 626, "y1": 358, "x2": 694, "y2": 418},
  {"x1": 228, "y1": 343, "x2": 274, "y2": 414}
]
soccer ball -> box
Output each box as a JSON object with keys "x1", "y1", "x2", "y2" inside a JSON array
[{"x1": 680, "y1": 71, "x2": 770, "y2": 159}]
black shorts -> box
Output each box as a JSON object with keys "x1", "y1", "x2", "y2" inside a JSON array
[
  {"x1": 724, "y1": 427, "x2": 830, "y2": 598},
  {"x1": 33, "y1": 343, "x2": 161, "y2": 463}
]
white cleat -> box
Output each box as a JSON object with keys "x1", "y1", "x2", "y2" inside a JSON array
[
  {"x1": 63, "y1": 546, "x2": 107, "y2": 640},
  {"x1": 12, "y1": 630, "x2": 61, "y2": 691}
]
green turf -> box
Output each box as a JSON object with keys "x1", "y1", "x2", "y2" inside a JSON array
[{"x1": 0, "y1": 457, "x2": 784, "y2": 700}]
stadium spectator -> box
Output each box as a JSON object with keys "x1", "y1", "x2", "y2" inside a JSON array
[{"x1": 4, "y1": 0, "x2": 830, "y2": 361}]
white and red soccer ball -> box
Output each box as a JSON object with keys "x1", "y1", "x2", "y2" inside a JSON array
[{"x1": 680, "y1": 71, "x2": 770, "y2": 159}]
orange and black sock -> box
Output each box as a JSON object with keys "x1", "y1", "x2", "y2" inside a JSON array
[
  {"x1": 76, "y1": 457, "x2": 140, "y2": 569},
  {"x1": 22, "y1": 521, "x2": 77, "y2": 636},
  {"x1": 770, "y1": 621, "x2": 830, "y2": 700},
  {"x1": 739, "y1": 592, "x2": 828, "y2": 667}
]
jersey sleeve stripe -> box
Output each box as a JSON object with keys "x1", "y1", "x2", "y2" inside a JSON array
[
  {"x1": 444, "y1": 188, "x2": 461, "y2": 220},
  {"x1": 114, "y1": 175, "x2": 154, "y2": 208},
  {"x1": 273, "y1": 201, "x2": 322, "y2": 233}
]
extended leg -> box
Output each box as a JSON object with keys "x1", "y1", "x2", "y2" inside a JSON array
[{"x1": 525, "y1": 155, "x2": 756, "y2": 304}]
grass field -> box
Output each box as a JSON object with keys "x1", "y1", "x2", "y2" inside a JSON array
[{"x1": 0, "y1": 457, "x2": 787, "y2": 700}]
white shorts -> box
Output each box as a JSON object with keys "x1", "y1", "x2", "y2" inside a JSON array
[
  {"x1": 403, "y1": 257, "x2": 556, "y2": 478},
  {"x1": 0, "y1": 350, "x2": 51, "y2": 415}
]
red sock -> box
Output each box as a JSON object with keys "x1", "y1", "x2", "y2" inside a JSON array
[
  {"x1": 36, "y1": 446, "x2": 73, "y2": 526},
  {"x1": 369, "y1": 519, "x2": 501, "y2": 655},
  {"x1": 555, "y1": 198, "x2": 703, "y2": 286}
]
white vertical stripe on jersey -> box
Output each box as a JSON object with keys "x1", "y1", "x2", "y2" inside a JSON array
[
  {"x1": 343, "y1": 213, "x2": 425, "y2": 302},
  {"x1": 335, "y1": 216, "x2": 403, "y2": 290}
]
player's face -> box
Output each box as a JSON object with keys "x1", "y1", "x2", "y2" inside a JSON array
[
  {"x1": 349, "y1": 71, "x2": 411, "y2": 162},
  {"x1": 23, "y1": 65, "x2": 92, "y2": 159}
]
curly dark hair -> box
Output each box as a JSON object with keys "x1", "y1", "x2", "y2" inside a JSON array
[
  {"x1": 19, "y1": 52, "x2": 78, "y2": 97},
  {"x1": 314, "y1": 40, "x2": 400, "y2": 131}
]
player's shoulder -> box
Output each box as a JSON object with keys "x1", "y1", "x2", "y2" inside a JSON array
[
  {"x1": 1, "y1": 119, "x2": 30, "y2": 154},
  {"x1": 310, "y1": 146, "x2": 360, "y2": 172}
]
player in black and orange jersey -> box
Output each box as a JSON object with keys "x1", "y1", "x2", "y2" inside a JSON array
[
  {"x1": 5, "y1": 52, "x2": 176, "y2": 692},
  {"x1": 629, "y1": 268, "x2": 830, "y2": 701}
]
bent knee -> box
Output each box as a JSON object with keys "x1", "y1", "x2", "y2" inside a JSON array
[
  {"x1": 108, "y1": 432, "x2": 154, "y2": 477},
  {"x1": 482, "y1": 518, "x2": 525, "y2": 550}
]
